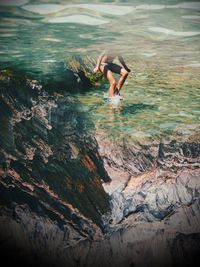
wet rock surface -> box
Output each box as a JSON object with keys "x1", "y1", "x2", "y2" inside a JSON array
[
  {"x1": 98, "y1": 135, "x2": 200, "y2": 267},
  {"x1": 101, "y1": 140, "x2": 200, "y2": 225}
]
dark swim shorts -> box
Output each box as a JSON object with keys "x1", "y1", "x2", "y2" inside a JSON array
[{"x1": 100, "y1": 62, "x2": 122, "y2": 74}]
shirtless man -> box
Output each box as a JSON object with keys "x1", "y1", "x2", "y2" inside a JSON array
[{"x1": 93, "y1": 50, "x2": 131, "y2": 97}]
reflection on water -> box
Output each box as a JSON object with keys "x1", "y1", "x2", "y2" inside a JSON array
[{"x1": 0, "y1": 0, "x2": 200, "y2": 143}]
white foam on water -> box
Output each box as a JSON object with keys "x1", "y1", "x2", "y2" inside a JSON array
[
  {"x1": 185, "y1": 63, "x2": 200, "y2": 67},
  {"x1": 21, "y1": 3, "x2": 133, "y2": 16},
  {"x1": 0, "y1": 33, "x2": 16, "y2": 37},
  {"x1": 0, "y1": 0, "x2": 29, "y2": 6},
  {"x1": 42, "y1": 59, "x2": 57, "y2": 63},
  {"x1": 79, "y1": 33, "x2": 94, "y2": 39},
  {"x1": 133, "y1": 14, "x2": 149, "y2": 19},
  {"x1": 135, "y1": 2, "x2": 200, "y2": 10},
  {"x1": 41, "y1": 37, "x2": 62, "y2": 43},
  {"x1": 0, "y1": 28, "x2": 17, "y2": 32},
  {"x1": 103, "y1": 93, "x2": 123, "y2": 99},
  {"x1": 177, "y1": 2, "x2": 200, "y2": 10},
  {"x1": 1, "y1": 17, "x2": 36, "y2": 26},
  {"x1": 9, "y1": 50, "x2": 21, "y2": 54},
  {"x1": 77, "y1": 4, "x2": 133, "y2": 15},
  {"x1": 103, "y1": 94, "x2": 123, "y2": 107},
  {"x1": 11, "y1": 54, "x2": 25, "y2": 57},
  {"x1": 107, "y1": 96, "x2": 123, "y2": 108},
  {"x1": 149, "y1": 27, "x2": 200, "y2": 37},
  {"x1": 140, "y1": 52, "x2": 157, "y2": 58},
  {"x1": 22, "y1": 4, "x2": 67, "y2": 15},
  {"x1": 46, "y1": 15, "x2": 109, "y2": 25},
  {"x1": 182, "y1": 15, "x2": 200, "y2": 19},
  {"x1": 135, "y1": 4, "x2": 167, "y2": 10}
]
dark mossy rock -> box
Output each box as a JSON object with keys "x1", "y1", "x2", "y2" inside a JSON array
[
  {"x1": 40, "y1": 56, "x2": 104, "y2": 94},
  {"x1": 66, "y1": 55, "x2": 104, "y2": 87}
]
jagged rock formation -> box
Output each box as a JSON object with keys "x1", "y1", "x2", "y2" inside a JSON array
[
  {"x1": 97, "y1": 135, "x2": 200, "y2": 267},
  {"x1": 100, "y1": 139, "x2": 200, "y2": 224},
  {"x1": 0, "y1": 70, "x2": 110, "y2": 265}
]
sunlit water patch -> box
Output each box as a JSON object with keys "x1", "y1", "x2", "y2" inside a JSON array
[
  {"x1": 135, "y1": 4, "x2": 168, "y2": 10},
  {"x1": 22, "y1": 3, "x2": 134, "y2": 16},
  {"x1": 40, "y1": 37, "x2": 62, "y2": 42},
  {"x1": 149, "y1": 27, "x2": 200, "y2": 37},
  {"x1": 76, "y1": 4, "x2": 134, "y2": 15},
  {"x1": 135, "y1": 2, "x2": 200, "y2": 10},
  {"x1": 45, "y1": 15, "x2": 110, "y2": 25},
  {"x1": 176, "y1": 2, "x2": 200, "y2": 10},
  {"x1": 21, "y1": 4, "x2": 67, "y2": 14},
  {"x1": 182, "y1": 15, "x2": 200, "y2": 20},
  {"x1": 0, "y1": 33, "x2": 16, "y2": 37}
]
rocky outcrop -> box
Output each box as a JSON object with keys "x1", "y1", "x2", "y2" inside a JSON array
[
  {"x1": 42, "y1": 56, "x2": 104, "y2": 93},
  {"x1": 0, "y1": 70, "x2": 111, "y2": 265},
  {"x1": 97, "y1": 136, "x2": 200, "y2": 267},
  {"x1": 101, "y1": 140, "x2": 200, "y2": 225}
]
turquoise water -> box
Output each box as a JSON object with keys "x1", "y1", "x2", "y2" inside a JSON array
[{"x1": 0, "y1": 0, "x2": 200, "y2": 142}]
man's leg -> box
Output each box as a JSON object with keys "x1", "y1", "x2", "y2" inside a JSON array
[
  {"x1": 108, "y1": 64, "x2": 129, "y2": 94},
  {"x1": 117, "y1": 68, "x2": 129, "y2": 93},
  {"x1": 100, "y1": 65, "x2": 117, "y2": 97},
  {"x1": 107, "y1": 71, "x2": 117, "y2": 97}
]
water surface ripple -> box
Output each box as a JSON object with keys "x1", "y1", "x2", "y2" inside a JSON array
[{"x1": 0, "y1": 0, "x2": 199, "y2": 142}]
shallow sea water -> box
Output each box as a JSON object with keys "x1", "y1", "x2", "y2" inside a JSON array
[{"x1": 0, "y1": 0, "x2": 200, "y2": 143}]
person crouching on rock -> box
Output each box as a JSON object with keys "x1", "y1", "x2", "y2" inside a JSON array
[{"x1": 93, "y1": 50, "x2": 131, "y2": 98}]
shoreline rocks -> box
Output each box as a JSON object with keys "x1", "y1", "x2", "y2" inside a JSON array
[{"x1": 0, "y1": 69, "x2": 110, "y2": 265}]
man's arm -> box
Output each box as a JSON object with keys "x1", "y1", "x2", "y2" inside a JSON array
[
  {"x1": 93, "y1": 51, "x2": 105, "y2": 73},
  {"x1": 118, "y1": 56, "x2": 131, "y2": 72}
]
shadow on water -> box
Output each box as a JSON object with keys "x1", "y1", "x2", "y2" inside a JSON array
[
  {"x1": 89, "y1": 102, "x2": 158, "y2": 119},
  {"x1": 121, "y1": 103, "x2": 158, "y2": 115},
  {"x1": 101, "y1": 102, "x2": 158, "y2": 130}
]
